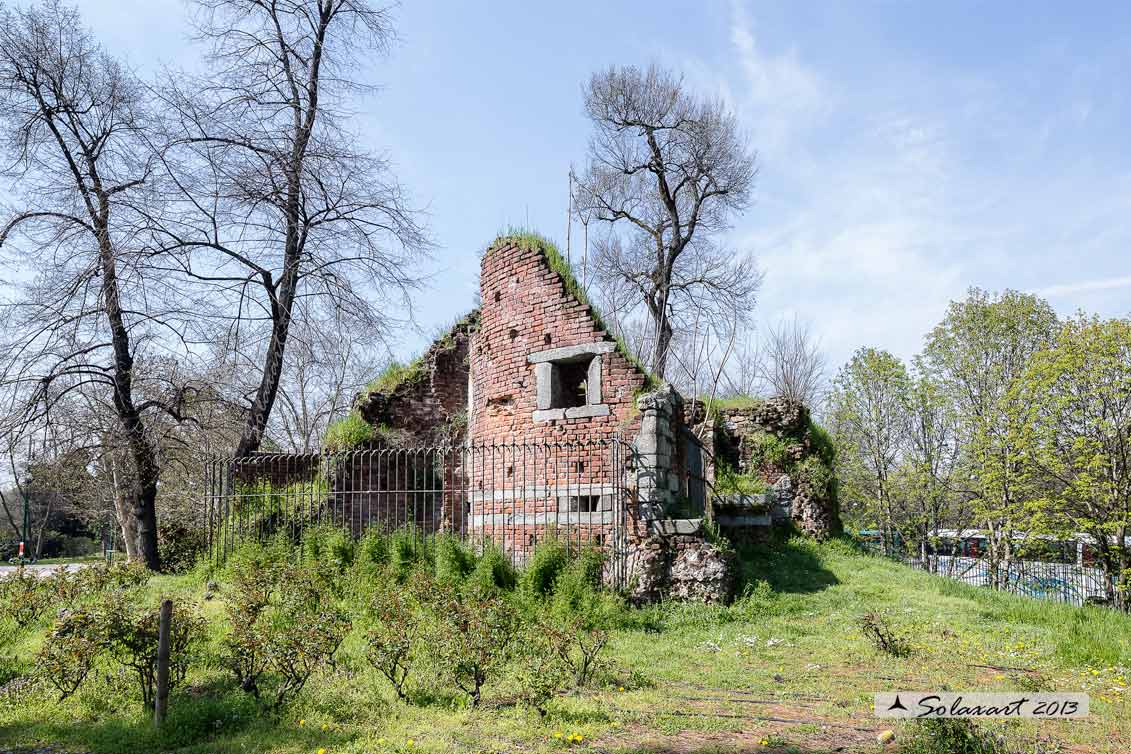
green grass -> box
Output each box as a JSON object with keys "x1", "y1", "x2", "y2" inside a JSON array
[
  {"x1": 699, "y1": 394, "x2": 764, "y2": 413},
  {"x1": 1, "y1": 536, "x2": 1128, "y2": 753}
]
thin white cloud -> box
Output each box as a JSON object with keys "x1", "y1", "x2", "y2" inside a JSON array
[{"x1": 1033, "y1": 274, "x2": 1131, "y2": 297}]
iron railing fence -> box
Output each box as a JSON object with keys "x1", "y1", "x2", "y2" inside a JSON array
[
  {"x1": 204, "y1": 438, "x2": 633, "y2": 587},
  {"x1": 861, "y1": 540, "x2": 1119, "y2": 609}
]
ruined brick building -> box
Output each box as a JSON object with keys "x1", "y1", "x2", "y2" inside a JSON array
[{"x1": 338, "y1": 234, "x2": 841, "y2": 600}]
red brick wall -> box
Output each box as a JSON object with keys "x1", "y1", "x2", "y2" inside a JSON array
[
  {"x1": 469, "y1": 241, "x2": 647, "y2": 444},
  {"x1": 466, "y1": 240, "x2": 652, "y2": 555}
]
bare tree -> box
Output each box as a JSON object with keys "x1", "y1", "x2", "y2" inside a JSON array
[
  {"x1": 270, "y1": 308, "x2": 376, "y2": 453},
  {"x1": 761, "y1": 316, "x2": 827, "y2": 407},
  {"x1": 0, "y1": 1, "x2": 195, "y2": 569},
  {"x1": 721, "y1": 330, "x2": 763, "y2": 398},
  {"x1": 575, "y1": 64, "x2": 760, "y2": 378},
  {"x1": 154, "y1": 0, "x2": 429, "y2": 459}
]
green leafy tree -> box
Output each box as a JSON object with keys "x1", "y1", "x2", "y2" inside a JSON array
[
  {"x1": 921, "y1": 288, "x2": 1058, "y2": 588},
  {"x1": 900, "y1": 365, "x2": 966, "y2": 569},
  {"x1": 1010, "y1": 315, "x2": 1131, "y2": 608},
  {"x1": 829, "y1": 348, "x2": 910, "y2": 552}
]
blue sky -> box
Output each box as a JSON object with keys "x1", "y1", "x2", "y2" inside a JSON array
[{"x1": 80, "y1": 0, "x2": 1131, "y2": 371}]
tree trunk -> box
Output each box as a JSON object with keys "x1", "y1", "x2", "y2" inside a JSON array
[
  {"x1": 97, "y1": 210, "x2": 161, "y2": 571},
  {"x1": 109, "y1": 459, "x2": 139, "y2": 560}
]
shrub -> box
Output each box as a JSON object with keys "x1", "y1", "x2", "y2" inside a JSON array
[
  {"x1": 433, "y1": 534, "x2": 475, "y2": 586},
  {"x1": 512, "y1": 623, "x2": 570, "y2": 716},
  {"x1": 539, "y1": 615, "x2": 611, "y2": 688},
  {"x1": 364, "y1": 574, "x2": 428, "y2": 701},
  {"x1": 261, "y1": 565, "x2": 350, "y2": 710},
  {"x1": 466, "y1": 545, "x2": 517, "y2": 593},
  {"x1": 42, "y1": 566, "x2": 85, "y2": 605},
  {"x1": 36, "y1": 606, "x2": 103, "y2": 700},
  {"x1": 158, "y1": 518, "x2": 207, "y2": 573},
  {"x1": 100, "y1": 594, "x2": 205, "y2": 709},
  {"x1": 323, "y1": 411, "x2": 376, "y2": 452},
  {"x1": 550, "y1": 548, "x2": 604, "y2": 605},
  {"x1": 223, "y1": 557, "x2": 350, "y2": 709},
  {"x1": 433, "y1": 585, "x2": 519, "y2": 707},
  {"x1": 520, "y1": 537, "x2": 569, "y2": 598},
  {"x1": 223, "y1": 553, "x2": 278, "y2": 696},
  {"x1": 388, "y1": 527, "x2": 431, "y2": 581},
  {"x1": 0, "y1": 566, "x2": 46, "y2": 627},
  {"x1": 859, "y1": 611, "x2": 911, "y2": 658},
  {"x1": 898, "y1": 718, "x2": 1005, "y2": 754},
  {"x1": 356, "y1": 529, "x2": 390, "y2": 570}
]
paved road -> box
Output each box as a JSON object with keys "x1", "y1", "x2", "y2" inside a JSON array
[{"x1": 0, "y1": 562, "x2": 89, "y2": 578}]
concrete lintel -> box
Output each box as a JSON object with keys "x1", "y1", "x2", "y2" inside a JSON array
[
  {"x1": 532, "y1": 408, "x2": 565, "y2": 422},
  {"x1": 649, "y1": 518, "x2": 704, "y2": 536},
  {"x1": 715, "y1": 513, "x2": 772, "y2": 528},
  {"x1": 527, "y1": 341, "x2": 615, "y2": 364},
  {"x1": 467, "y1": 511, "x2": 615, "y2": 527},
  {"x1": 467, "y1": 484, "x2": 619, "y2": 502},
  {"x1": 564, "y1": 404, "x2": 610, "y2": 419}
]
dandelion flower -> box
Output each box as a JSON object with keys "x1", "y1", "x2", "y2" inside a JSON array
[
  {"x1": 299, "y1": 719, "x2": 306, "y2": 727},
  {"x1": 317, "y1": 749, "x2": 326, "y2": 754},
  {"x1": 618, "y1": 686, "x2": 625, "y2": 692},
  {"x1": 322, "y1": 724, "x2": 329, "y2": 732},
  {"x1": 407, "y1": 739, "x2": 415, "y2": 747}
]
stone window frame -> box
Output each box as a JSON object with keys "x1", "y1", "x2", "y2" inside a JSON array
[{"x1": 528, "y1": 341, "x2": 614, "y2": 422}]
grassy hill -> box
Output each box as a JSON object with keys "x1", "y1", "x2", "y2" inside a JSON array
[{"x1": 1, "y1": 535, "x2": 1127, "y2": 754}]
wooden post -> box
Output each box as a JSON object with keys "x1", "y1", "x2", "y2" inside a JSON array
[{"x1": 154, "y1": 599, "x2": 172, "y2": 726}]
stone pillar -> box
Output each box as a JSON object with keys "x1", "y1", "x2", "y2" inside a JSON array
[{"x1": 634, "y1": 384, "x2": 682, "y2": 521}]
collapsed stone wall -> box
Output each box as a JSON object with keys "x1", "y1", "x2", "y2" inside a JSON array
[
  {"x1": 354, "y1": 311, "x2": 479, "y2": 446},
  {"x1": 688, "y1": 396, "x2": 843, "y2": 540},
  {"x1": 620, "y1": 531, "x2": 735, "y2": 605}
]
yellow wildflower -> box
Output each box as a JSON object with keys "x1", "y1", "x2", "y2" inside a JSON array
[
  {"x1": 618, "y1": 686, "x2": 625, "y2": 692},
  {"x1": 299, "y1": 719, "x2": 306, "y2": 727},
  {"x1": 407, "y1": 739, "x2": 415, "y2": 747},
  {"x1": 317, "y1": 749, "x2": 326, "y2": 754}
]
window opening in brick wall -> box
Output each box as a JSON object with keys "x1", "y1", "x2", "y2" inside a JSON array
[
  {"x1": 569, "y1": 494, "x2": 601, "y2": 513},
  {"x1": 551, "y1": 359, "x2": 590, "y2": 409}
]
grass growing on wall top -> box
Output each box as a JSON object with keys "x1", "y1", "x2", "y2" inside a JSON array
[
  {"x1": 492, "y1": 229, "x2": 659, "y2": 389},
  {"x1": 366, "y1": 358, "x2": 427, "y2": 394},
  {"x1": 322, "y1": 411, "x2": 376, "y2": 452}
]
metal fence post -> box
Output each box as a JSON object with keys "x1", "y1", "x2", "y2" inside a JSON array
[{"x1": 155, "y1": 599, "x2": 173, "y2": 726}]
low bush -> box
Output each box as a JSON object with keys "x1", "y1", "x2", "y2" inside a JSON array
[
  {"x1": 261, "y1": 570, "x2": 351, "y2": 710},
  {"x1": 466, "y1": 545, "x2": 517, "y2": 593},
  {"x1": 0, "y1": 567, "x2": 48, "y2": 627},
  {"x1": 433, "y1": 534, "x2": 475, "y2": 586},
  {"x1": 859, "y1": 611, "x2": 912, "y2": 657},
  {"x1": 223, "y1": 554, "x2": 350, "y2": 710},
  {"x1": 36, "y1": 606, "x2": 102, "y2": 700},
  {"x1": 520, "y1": 536, "x2": 570, "y2": 598},
  {"x1": 363, "y1": 573, "x2": 429, "y2": 701},
  {"x1": 158, "y1": 518, "x2": 207, "y2": 573},
  {"x1": 897, "y1": 718, "x2": 1006, "y2": 754},
  {"x1": 433, "y1": 585, "x2": 519, "y2": 707},
  {"x1": 100, "y1": 594, "x2": 206, "y2": 709}
]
